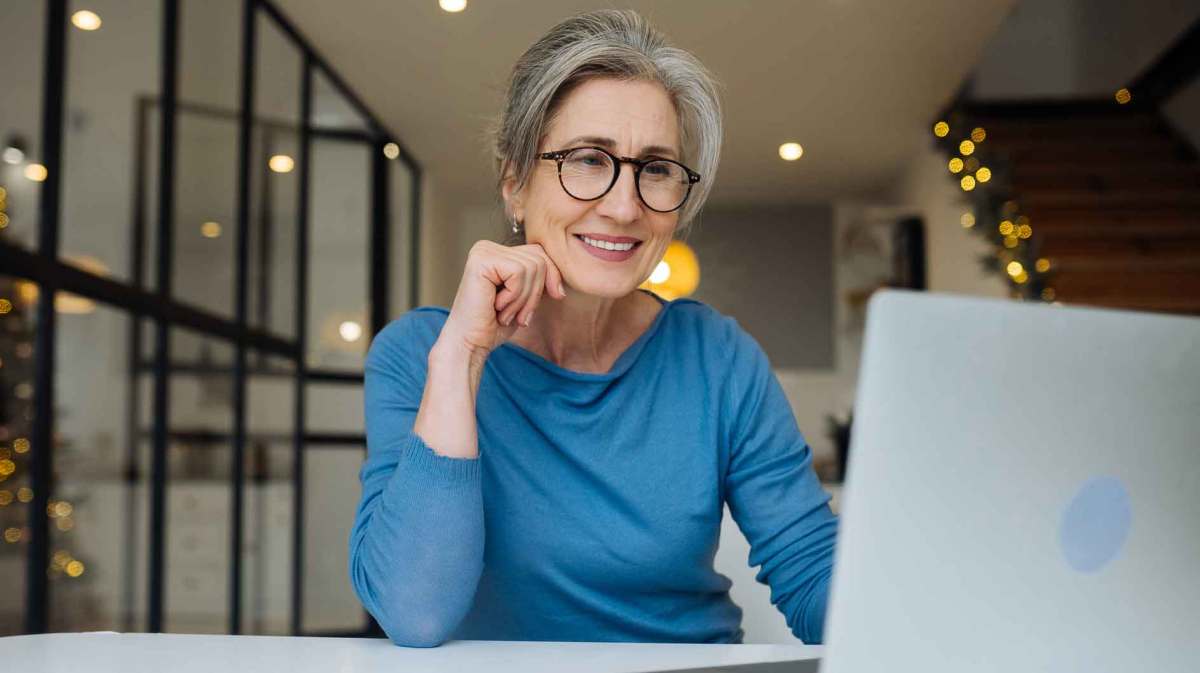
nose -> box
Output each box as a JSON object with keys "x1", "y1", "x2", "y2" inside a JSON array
[{"x1": 595, "y1": 162, "x2": 642, "y2": 223}]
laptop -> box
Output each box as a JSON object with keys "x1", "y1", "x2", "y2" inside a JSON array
[{"x1": 821, "y1": 290, "x2": 1200, "y2": 672}]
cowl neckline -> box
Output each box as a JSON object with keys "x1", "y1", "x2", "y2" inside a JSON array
[{"x1": 493, "y1": 289, "x2": 681, "y2": 382}]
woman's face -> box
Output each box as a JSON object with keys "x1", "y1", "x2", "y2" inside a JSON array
[{"x1": 506, "y1": 77, "x2": 683, "y2": 299}]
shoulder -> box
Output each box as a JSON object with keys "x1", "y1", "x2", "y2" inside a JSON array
[
  {"x1": 365, "y1": 306, "x2": 450, "y2": 371},
  {"x1": 662, "y1": 297, "x2": 763, "y2": 361}
]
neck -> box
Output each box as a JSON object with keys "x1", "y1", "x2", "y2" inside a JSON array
[{"x1": 512, "y1": 288, "x2": 647, "y2": 373}]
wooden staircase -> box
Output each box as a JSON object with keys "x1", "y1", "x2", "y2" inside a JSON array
[{"x1": 945, "y1": 102, "x2": 1200, "y2": 316}]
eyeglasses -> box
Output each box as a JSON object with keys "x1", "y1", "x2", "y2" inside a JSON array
[{"x1": 537, "y1": 146, "x2": 701, "y2": 213}]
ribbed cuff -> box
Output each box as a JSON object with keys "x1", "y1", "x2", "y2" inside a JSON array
[{"x1": 397, "y1": 431, "x2": 481, "y2": 488}]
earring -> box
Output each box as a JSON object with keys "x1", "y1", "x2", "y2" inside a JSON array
[{"x1": 510, "y1": 217, "x2": 522, "y2": 234}]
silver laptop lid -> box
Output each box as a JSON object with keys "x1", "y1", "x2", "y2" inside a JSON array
[{"x1": 823, "y1": 290, "x2": 1200, "y2": 673}]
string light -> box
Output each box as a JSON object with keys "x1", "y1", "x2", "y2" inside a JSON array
[
  {"x1": 1042, "y1": 288, "x2": 1056, "y2": 301},
  {"x1": 933, "y1": 121, "x2": 950, "y2": 137},
  {"x1": 1115, "y1": 88, "x2": 1132, "y2": 104},
  {"x1": 960, "y1": 212, "x2": 975, "y2": 228},
  {"x1": 1006, "y1": 261, "x2": 1025, "y2": 277},
  {"x1": 970, "y1": 127, "x2": 987, "y2": 143},
  {"x1": 1018, "y1": 224, "x2": 1033, "y2": 239},
  {"x1": 1003, "y1": 235, "x2": 1019, "y2": 249},
  {"x1": 1035, "y1": 258, "x2": 1051, "y2": 273},
  {"x1": 998, "y1": 220, "x2": 1014, "y2": 236},
  {"x1": 960, "y1": 175, "x2": 976, "y2": 191},
  {"x1": 959, "y1": 140, "x2": 975, "y2": 156},
  {"x1": 976, "y1": 167, "x2": 991, "y2": 183},
  {"x1": 948, "y1": 157, "x2": 963, "y2": 173}
]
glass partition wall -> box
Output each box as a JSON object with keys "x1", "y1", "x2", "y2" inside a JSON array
[{"x1": 0, "y1": 0, "x2": 420, "y2": 636}]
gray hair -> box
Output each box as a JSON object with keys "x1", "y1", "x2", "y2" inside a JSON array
[{"x1": 493, "y1": 9, "x2": 722, "y2": 243}]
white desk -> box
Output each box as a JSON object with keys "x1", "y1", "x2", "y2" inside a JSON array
[{"x1": 5, "y1": 632, "x2": 823, "y2": 672}]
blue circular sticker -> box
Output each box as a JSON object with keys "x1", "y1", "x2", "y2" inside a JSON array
[{"x1": 1059, "y1": 476, "x2": 1132, "y2": 573}]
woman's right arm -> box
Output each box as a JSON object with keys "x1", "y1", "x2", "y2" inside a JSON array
[{"x1": 348, "y1": 241, "x2": 564, "y2": 647}]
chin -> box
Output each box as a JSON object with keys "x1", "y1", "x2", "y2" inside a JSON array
[{"x1": 568, "y1": 277, "x2": 641, "y2": 299}]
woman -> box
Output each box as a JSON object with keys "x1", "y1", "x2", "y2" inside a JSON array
[{"x1": 349, "y1": 9, "x2": 837, "y2": 648}]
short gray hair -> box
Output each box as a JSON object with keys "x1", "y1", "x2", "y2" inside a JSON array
[{"x1": 493, "y1": 9, "x2": 722, "y2": 241}]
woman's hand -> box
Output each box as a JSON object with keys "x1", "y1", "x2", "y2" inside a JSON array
[{"x1": 438, "y1": 240, "x2": 567, "y2": 357}]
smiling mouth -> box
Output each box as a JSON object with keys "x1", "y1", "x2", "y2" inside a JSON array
[{"x1": 574, "y1": 234, "x2": 643, "y2": 252}]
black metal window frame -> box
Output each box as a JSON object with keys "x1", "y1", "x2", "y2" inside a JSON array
[{"x1": 0, "y1": 0, "x2": 421, "y2": 636}]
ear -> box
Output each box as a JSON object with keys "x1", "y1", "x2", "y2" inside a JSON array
[{"x1": 501, "y1": 173, "x2": 525, "y2": 223}]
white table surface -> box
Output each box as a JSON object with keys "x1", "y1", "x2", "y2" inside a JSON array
[{"x1": 4, "y1": 632, "x2": 823, "y2": 673}]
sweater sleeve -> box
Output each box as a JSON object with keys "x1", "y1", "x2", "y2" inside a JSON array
[
  {"x1": 722, "y1": 320, "x2": 839, "y2": 644},
  {"x1": 348, "y1": 311, "x2": 485, "y2": 647}
]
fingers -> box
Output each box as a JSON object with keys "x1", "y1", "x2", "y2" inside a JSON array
[{"x1": 479, "y1": 241, "x2": 568, "y2": 328}]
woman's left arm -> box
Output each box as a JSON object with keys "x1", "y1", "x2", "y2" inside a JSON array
[{"x1": 722, "y1": 320, "x2": 839, "y2": 644}]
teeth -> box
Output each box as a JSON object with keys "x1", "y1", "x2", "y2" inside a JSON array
[{"x1": 581, "y1": 235, "x2": 636, "y2": 252}]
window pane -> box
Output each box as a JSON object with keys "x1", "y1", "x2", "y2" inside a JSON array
[
  {"x1": 389, "y1": 152, "x2": 414, "y2": 316},
  {"x1": 248, "y1": 12, "x2": 300, "y2": 339},
  {"x1": 48, "y1": 301, "x2": 151, "y2": 633},
  {"x1": 311, "y1": 71, "x2": 369, "y2": 132},
  {"x1": 242, "y1": 351, "x2": 294, "y2": 635},
  {"x1": 0, "y1": 274, "x2": 39, "y2": 635},
  {"x1": 0, "y1": 1, "x2": 46, "y2": 251},
  {"x1": 308, "y1": 138, "x2": 369, "y2": 370},
  {"x1": 174, "y1": 0, "x2": 241, "y2": 318},
  {"x1": 302, "y1": 445, "x2": 364, "y2": 633},
  {"x1": 60, "y1": 0, "x2": 160, "y2": 285},
  {"x1": 304, "y1": 383, "x2": 362, "y2": 434},
  {"x1": 165, "y1": 328, "x2": 234, "y2": 633}
]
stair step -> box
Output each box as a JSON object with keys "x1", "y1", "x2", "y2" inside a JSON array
[
  {"x1": 1015, "y1": 187, "x2": 1200, "y2": 209},
  {"x1": 1010, "y1": 167, "x2": 1200, "y2": 191},
  {"x1": 1039, "y1": 234, "x2": 1200, "y2": 259},
  {"x1": 1055, "y1": 295, "x2": 1200, "y2": 316}
]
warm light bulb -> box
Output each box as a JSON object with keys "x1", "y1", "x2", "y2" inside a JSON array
[
  {"x1": 976, "y1": 167, "x2": 991, "y2": 183},
  {"x1": 71, "y1": 10, "x2": 102, "y2": 31},
  {"x1": 339, "y1": 320, "x2": 363, "y2": 343},
  {"x1": 439, "y1": 0, "x2": 467, "y2": 12},
  {"x1": 948, "y1": 157, "x2": 963, "y2": 174},
  {"x1": 383, "y1": 142, "x2": 400, "y2": 160},
  {"x1": 959, "y1": 140, "x2": 975, "y2": 156},
  {"x1": 649, "y1": 261, "x2": 671, "y2": 284},
  {"x1": 998, "y1": 220, "x2": 1014, "y2": 236},
  {"x1": 960, "y1": 175, "x2": 976, "y2": 191},
  {"x1": 24, "y1": 163, "x2": 48, "y2": 182},
  {"x1": 933, "y1": 121, "x2": 949, "y2": 138},
  {"x1": 268, "y1": 154, "x2": 294, "y2": 173},
  {"x1": 1006, "y1": 261, "x2": 1024, "y2": 277},
  {"x1": 778, "y1": 142, "x2": 804, "y2": 161}
]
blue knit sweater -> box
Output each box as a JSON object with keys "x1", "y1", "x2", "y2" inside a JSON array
[{"x1": 349, "y1": 291, "x2": 838, "y2": 647}]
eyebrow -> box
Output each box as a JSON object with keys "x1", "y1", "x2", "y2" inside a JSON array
[{"x1": 560, "y1": 135, "x2": 679, "y2": 160}]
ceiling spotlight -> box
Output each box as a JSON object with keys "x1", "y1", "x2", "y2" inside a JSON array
[
  {"x1": 3, "y1": 135, "x2": 28, "y2": 165},
  {"x1": 71, "y1": 10, "x2": 102, "y2": 31},
  {"x1": 201, "y1": 221, "x2": 222, "y2": 238},
  {"x1": 339, "y1": 320, "x2": 363, "y2": 343},
  {"x1": 439, "y1": 0, "x2": 467, "y2": 12},
  {"x1": 268, "y1": 154, "x2": 294, "y2": 173},
  {"x1": 24, "y1": 164, "x2": 48, "y2": 182},
  {"x1": 778, "y1": 142, "x2": 803, "y2": 161}
]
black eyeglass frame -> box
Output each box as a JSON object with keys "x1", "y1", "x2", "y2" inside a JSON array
[{"x1": 537, "y1": 146, "x2": 702, "y2": 213}]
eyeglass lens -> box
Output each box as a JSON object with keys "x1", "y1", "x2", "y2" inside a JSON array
[{"x1": 558, "y1": 148, "x2": 690, "y2": 212}]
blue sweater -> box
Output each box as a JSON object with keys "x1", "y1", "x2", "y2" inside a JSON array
[{"x1": 349, "y1": 291, "x2": 838, "y2": 647}]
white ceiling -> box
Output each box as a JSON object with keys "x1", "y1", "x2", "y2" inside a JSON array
[{"x1": 275, "y1": 0, "x2": 1016, "y2": 210}]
